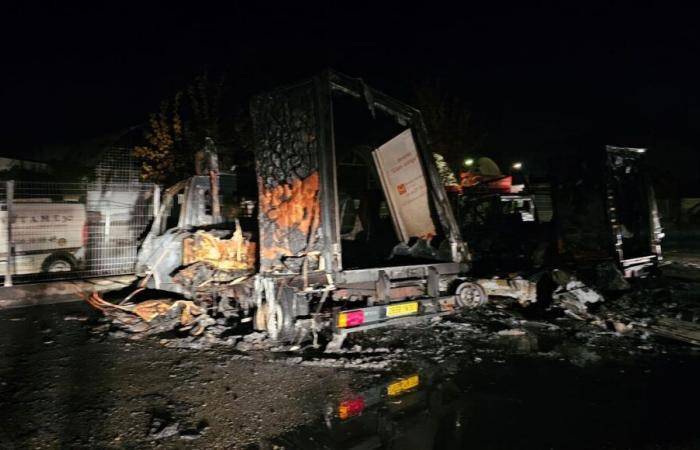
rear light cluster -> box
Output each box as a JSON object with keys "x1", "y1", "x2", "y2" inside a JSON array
[
  {"x1": 337, "y1": 310, "x2": 365, "y2": 328},
  {"x1": 338, "y1": 397, "x2": 365, "y2": 420}
]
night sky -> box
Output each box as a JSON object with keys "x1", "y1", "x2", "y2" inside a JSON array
[{"x1": 3, "y1": 3, "x2": 699, "y2": 188}]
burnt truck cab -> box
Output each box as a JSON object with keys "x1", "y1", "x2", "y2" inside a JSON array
[
  {"x1": 456, "y1": 171, "x2": 542, "y2": 274},
  {"x1": 136, "y1": 172, "x2": 253, "y2": 294},
  {"x1": 135, "y1": 70, "x2": 485, "y2": 348}
]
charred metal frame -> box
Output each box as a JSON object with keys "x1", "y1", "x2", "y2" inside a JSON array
[
  {"x1": 327, "y1": 71, "x2": 467, "y2": 266},
  {"x1": 251, "y1": 69, "x2": 468, "y2": 276},
  {"x1": 249, "y1": 70, "x2": 475, "y2": 343},
  {"x1": 549, "y1": 145, "x2": 663, "y2": 276},
  {"x1": 604, "y1": 146, "x2": 663, "y2": 275}
]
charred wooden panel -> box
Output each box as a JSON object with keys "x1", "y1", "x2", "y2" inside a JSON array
[{"x1": 251, "y1": 81, "x2": 325, "y2": 273}]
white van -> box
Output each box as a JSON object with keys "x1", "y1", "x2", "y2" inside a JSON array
[{"x1": 0, "y1": 202, "x2": 87, "y2": 275}]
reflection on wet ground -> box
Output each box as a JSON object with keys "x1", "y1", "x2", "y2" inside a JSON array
[{"x1": 270, "y1": 331, "x2": 700, "y2": 449}]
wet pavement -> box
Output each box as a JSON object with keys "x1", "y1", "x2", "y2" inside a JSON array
[
  {"x1": 274, "y1": 353, "x2": 700, "y2": 449},
  {"x1": 274, "y1": 315, "x2": 700, "y2": 450},
  {"x1": 1, "y1": 259, "x2": 700, "y2": 448}
]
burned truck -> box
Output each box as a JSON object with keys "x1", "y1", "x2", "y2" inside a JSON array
[
  {"x1": 117, "y1": 70, "x2": 486, "y2": 349},
  {"x1": 550, "y1": 145, "x2": 663, "y2": 278}
]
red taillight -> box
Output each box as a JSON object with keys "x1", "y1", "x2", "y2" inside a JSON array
[
  {"x1": 338, "y1": 397, "x2": 365, "y2": 420},
  {"x1": 337, "y1": 310, "x2": 364, "y2": 328}
]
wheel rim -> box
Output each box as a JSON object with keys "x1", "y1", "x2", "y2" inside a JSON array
[
  {"x1": 456, "y1": 282, "x2": 486, "y2": 308},
  {"x1": 48, "y1": 260, "x2": 71, "y2": 272}
]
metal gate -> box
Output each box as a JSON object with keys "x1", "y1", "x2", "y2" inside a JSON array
[{"x1": 0, "y1": 180, "x2": 157, "y2": 285}]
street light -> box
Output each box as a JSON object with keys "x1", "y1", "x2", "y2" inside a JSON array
[
  {"x1": 464, "y1": 158, "x2": 474, "y2": 167},
  {"x1": 512, "y1": 162, "x2": 523, "y2": 170}
]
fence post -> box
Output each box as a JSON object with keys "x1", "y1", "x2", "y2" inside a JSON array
[
  {"x1": 4, "y1": 180, "x2": 14, "y2": 287},
  {"x1": 153, "y1": 184, "x2": 161, "y2": 218}
]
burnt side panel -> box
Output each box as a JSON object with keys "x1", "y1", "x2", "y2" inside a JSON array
[{"x1": 251, "y1": 81, "x2": 325, "y2": 273}]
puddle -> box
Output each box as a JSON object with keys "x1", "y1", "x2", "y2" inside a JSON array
[{"x1": 266, "y1": 349, "x2": 700, "y2": 449}]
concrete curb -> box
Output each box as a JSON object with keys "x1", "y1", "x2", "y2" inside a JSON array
[{"x1": 0, "y1": 275, "x2": 136, "y2": 309}]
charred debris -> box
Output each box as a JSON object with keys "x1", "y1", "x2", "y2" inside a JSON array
[{"x1": 86, "y1": 70, "x2": 697, "y2": 353}]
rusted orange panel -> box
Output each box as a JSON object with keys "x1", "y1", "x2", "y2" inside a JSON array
[
  {"x1": 182, "y1": 228, "x2": 256, "y2": 272},
  {"x1": 258, "y1": 170, "x2": 321, "y2": 272},
  {"x1": 84, "y1": 293, "x2": 204, "y2": 326}
]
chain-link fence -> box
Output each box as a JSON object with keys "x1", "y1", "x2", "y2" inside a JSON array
[{"x1": 0, "y1": 180, "x2": 157, "y2": 285}]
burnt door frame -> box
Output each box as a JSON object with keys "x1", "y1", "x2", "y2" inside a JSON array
[
  {"x1": 251, "y1": 70, "x2": 469, "y2": 276},
  {"x1": 326, "y1": 70, "x2": 469, "y2": 266}
]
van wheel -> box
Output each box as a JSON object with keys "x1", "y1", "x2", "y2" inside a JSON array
[
  {"x1": 455, "y1": 281, "x2": 488, "y2": 308},
  {"x1": 42, "y1": 255, "x2": 76, "y2": 273}
]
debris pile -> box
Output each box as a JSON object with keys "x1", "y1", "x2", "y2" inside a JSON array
[
  {"x1": 544, "y1": 267, "x2": 700, "y2": 347},
  {"x1": 86, "y1": 236, "x2": 257, "y2": 348},
  {"x1": 550, "y1": 269, "x2": 604, "y2": 320},
  {"x1": 147, "y1": 412, "x2": 208, "y2": 441},
  {"x1": 84, "y1": 261, "x2": 700, "y2": 356},
  {"x1": 648, "y1": 318, "x2": 700, "y2": 346},
  {"x1": 475, "y1": 277, "x2": 537, "y2": 306},
  {"x1": 86, "y1": 284, "x2": 280, "y2": 351},
  {"x1": 86, "y1": 293, "x2": 213, "y2": 338}
]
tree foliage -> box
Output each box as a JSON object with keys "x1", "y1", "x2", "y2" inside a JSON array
[
  {"x1": 432, "y1": 152, "x2": 458, "y2": 186},
  {"x1": 133, "y1": 72, "x2": 232, "y2": 184},
  {"x1": 133, "y1": 93, "x2": 185, "y2": 183}
]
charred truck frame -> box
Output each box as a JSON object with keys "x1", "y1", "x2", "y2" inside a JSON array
[
  {"x1": 550, "y1": 145, "x2": 663, "y2": 277},
  {"x1": 134, "y1": 70, "x2": 485, "y2": 349}
]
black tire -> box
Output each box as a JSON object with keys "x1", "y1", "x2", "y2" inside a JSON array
[{"x1": 41, "y1": 253, "x2": 77, "y2": 273}]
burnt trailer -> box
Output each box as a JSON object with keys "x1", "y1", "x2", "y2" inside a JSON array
[
  {"x1": 249, "y1": 70, "x2": 482, "y2": 347},
  {"x1": 550, "y1": 145, "x2": 663, "y2": 277},
  {"x1": 131, "y1": 70, "x2": 485, "y2": 349}
]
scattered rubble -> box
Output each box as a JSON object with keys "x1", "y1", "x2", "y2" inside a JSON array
[
  {"x1": 648, "y1": 318, "x2": 700, "y2": 346},
  {"x1": 661, "y1": 260, "x2": 700, "y2": 281},
  {"x1": 143, "y1": 404, "x2": 210, "y2": 442},
  {"x1": 86, "y1": 292, "x2": 210, "y2": 336},
  {"x1": 84, "y1": 260, "x2": 700, "y2": 363},
  {"x1": 476, "y1": 277, "x2": 538, "y2": 306},
  {"x1": 550, "y1": 270, "x2": 604, "y2": 320},
  {"x1": 497, "y1": 328, "x2": 527, "y2": 336},
  {"x1": 148, "y1": 416, "x2": 179, "y2": 440},
  {"x1": 63, "y1": 314, "x2": 89, "y2": 322},
  {"x1": 236, "y1": 332, "x2": 272, "y2": 352}
]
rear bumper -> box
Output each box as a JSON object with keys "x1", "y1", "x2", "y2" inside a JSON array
[
  {"x1": 332, "y1": 295, "x2": 460, "y2": 337},
  {"x1": 621, "y1": 254, "x2": 660, "y2": 278}
]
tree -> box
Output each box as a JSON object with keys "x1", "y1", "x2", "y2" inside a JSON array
[
  {"x1": 133, "y1": 71, "x2": 238, "y2": 184},
  {"x1": 432, "y1": 152, "x2": 458, "y2": 186},
  {"x1": 413, "y1": 80, "x2": 485, "y2": 173},
  {"x1": 132, "y1": 92, "x2": 185, "y2": 183}
]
